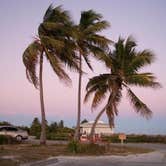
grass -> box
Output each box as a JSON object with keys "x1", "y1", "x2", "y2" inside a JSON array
[
  {"x1": 0, "y1": 143, "x2": 153, "y2": 166},
  {"x1": 0, "y1": 144, "x2": 67, "y2": 166},
  {"x1": 103, "y1": 144, "x2": 153, "y2": 155},
  {"x1": 102, "y1": 134, "x2": 166, "y2": 143}
]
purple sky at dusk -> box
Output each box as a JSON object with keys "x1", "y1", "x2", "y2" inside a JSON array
[{"x1": 0, "y1": 0, "x2": 166, "y2": 134}]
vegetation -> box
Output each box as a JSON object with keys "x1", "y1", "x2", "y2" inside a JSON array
[
  {"x1": 73, "y1": 10, "x2": 111, "y2": 141},
  {"x1": 21, "y1": 4, "x2": 161, "y2": 144},
  {"x1": 1, "y1": 120, "x2": 165, "y2": 144},
  {"x1": 101, "y1": 134, "x2": 166, "y2": 143},
  {"x1": 0, "y1": 135, "x2": 19, "y2": 145},
  {"x1": 29, "y1": 117, "x2": 41, "y2": 136},
  {"x1": 0, "y1": 121, "x2": 12, "y2": 126},
  {"x1": 67, "y1": 141, "x2": 105, "y2": 154},
  {"x1": 84, "y1": 37, "x2": 161, "y2": 141},
  {"x1": 0, "y1": 119, "x2": 74, "y2": 141},
  {"x1": 0, "y1": 143, "x2": 153, "y2": 166},
  {"x1": 0, "y1": 144, "x2": 67, "y2": 166},
  {"x1": 23, "y1": 5, "x2": 79, "y2": 145},
  {"x1": 28, "y1": 118, "x2": 74, "y2": 140}
]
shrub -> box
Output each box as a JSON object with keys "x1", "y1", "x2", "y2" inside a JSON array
[
  {"x1": 67, "y1": 141, "x2": 105, "y2": 154},
  {"x1": 77, "y1": 143, "x2": 105, "y2": 154},
  {"x1": 47, "y1": 132, "x2": 70, "y2": 140},
  {"x1": 0, "y1": 135, "x2": 18, "y2": 145},
  {"x1": 67, "y1": 140, "x2": 79, "y2": 153},
  {"x1": 102, "y1": 134, "x2": 166, "y2": 144},
  {"x1": 102, "y1": 134, "x2": 120, "y2": 143}
]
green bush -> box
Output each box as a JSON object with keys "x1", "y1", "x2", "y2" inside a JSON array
[
  {"x1": 67, "y1": 141, "x2": 105, "y2": 154},
  {"x1": 126, "y1": 134, "x2": 166, "y2": 143},
  {"x1": 102, "y1": 134, "x2": 120, "y2": 143},
  {"x1": 77, "y1": 143, "x2": 105, "y2": 154},
  {"x1": 35, "y1": 132, "x2": 71, "y2": 140},
  {"x1": 47, "y1": 132, "x2": 70, "y2": 140},
  {"x1": 102, "y1": 134, "x2": 166, "y2": 144},
  {"x1": 67, "y1": 140, "x2": 79, "y2": 153},
  {"x1": 0, "y1": 135, "x2": 18, "y2": 145}
]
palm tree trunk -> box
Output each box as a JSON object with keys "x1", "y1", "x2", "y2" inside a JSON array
[
  {"x1": 89, "y1": 106, "x2": 106, "y2": 143},
  {"x1": 74, "y1": 52, "x2": 82, "y2": 141},
  {"x1": 39, "y1": 52, "x2": 46, "y2": 145}
]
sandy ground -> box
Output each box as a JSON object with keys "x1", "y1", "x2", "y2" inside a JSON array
[{"x1": 22, "y1": 143, "x2": 166, "y2": 166}]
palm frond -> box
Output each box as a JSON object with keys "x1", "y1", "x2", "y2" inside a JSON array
[
  {"x1": 41, "y1": 22, "x2": 64, "y2": 31},
  {"x1": 40, "y1": 35, "x2": 64, "y2": 52},
  {"x1": 107, "y1": 88, "x2": 122, "y2": 115},
  {"x1": 80, "y1": 10, "x2": 102, "y2": 29},
  {"x1": 84, "y1": 87, "x2": 95, "y2": 104},
  {"x1": 124, "y1": 36, "x2": 137, "y2": 51},
  {"x1": 53, "y1": 5, "x2": 71, "y2": 24},
  {"x1": 43, "y1": 4, "x2": 54, "y2": 22},
  {"x1": 84, "y1": 21, "x2": 110, "y2": 34},
  {"x1": 103, "y1": 51, "x2": 114, "y2": 68},
  {"x1": 84, "y1": 74, "x2": 110, "y2": 107},
  {"x1": 83, "y1": 55, "x2": 93, "y2": 71},
  {"x1": 91, "y1": 86, "x2": 108, "y2": 110},
  {"x1": 84, "y1": 82, "x2": 108, "y2": 104},
  {"x1": 105, "y1": 84, "x2": 122, "y2": 128},
  {"x1": 87, "y1": 34, "x2": 112, "y2": 50},
  {"x1": 114, "y1": 37, "x2": 125, "y2": 61},
  {"x1": 128, "y1": 50, "x2": 155, "y2": 72},
  {"x1": 126, "y1": 72, "x2": 161, "y2": 88},
  {"x1": 43, "y1": 5, "x2": 71, "y2": 24},
  {"x1": 106, "y1": 105, "x2": 115, "y2": 128},
  {"x1": 58, "y1": 46, "x2": 80, "y2": 72},
  {"x1": 23, "y1": 41, "x2": 42, "y2": 88},
  {"x1": 127, "y1": 88, "x2": 152, "y2": 119},
  {"x1": 86, "y1": 44, "x2": 109, "y2": 62},
  {"x1": 44, "y1": 47, "x2": 71, "y2": 85},
  {"x1": 86, "y1": 74, "x2": 110, "y2": 90}
]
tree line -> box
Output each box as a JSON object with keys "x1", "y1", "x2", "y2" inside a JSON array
[
  {"x1": 0, "y1": 119, "x2": 74, "y2": 141},
  {"x1": 22, "y1": 4, "x2": 161, "y2": 144},
  {"x1": 30, "y1": 118, "x2": 74, "y2": 140}
]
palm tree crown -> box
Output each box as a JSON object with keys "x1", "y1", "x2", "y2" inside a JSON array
[
  {"x1": 85, "y1": 36, "x2": 161, "y2": 129},
  {"x1": 23, "y1": 5, "x2": 79, "y2": 87},
  {"x1": 76, "y1": 10, "x2": 112, "y2": 67}
]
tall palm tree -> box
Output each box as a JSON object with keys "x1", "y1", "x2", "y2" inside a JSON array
[
  {"x1": 73, "y1": 10, "x2": 112, "y2": 140},
  {"x1": 84, "y1": 36, "x2": 161, "y2": 141},
  {"x1": 23, "y1": 5, "x2": 78, "y2": 145}
]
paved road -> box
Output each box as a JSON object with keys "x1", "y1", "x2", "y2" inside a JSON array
[{"x1": 23, "y1": 143, "x2": 166, "y2": 166}]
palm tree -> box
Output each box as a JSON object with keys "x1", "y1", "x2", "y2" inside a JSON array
[
  {"x1": 84, "y1": 36, "x2": 161, "y2": 141},
  {"x1": 73, "y1": 10, "x2": 112, "y2": 140},
  {"x1": 23, "y1": 5, "x2": 78, "y2": 145}
]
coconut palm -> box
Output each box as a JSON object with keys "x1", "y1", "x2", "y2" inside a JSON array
[
  {"x1": 23, "y1": 5, "x2": 78, "y2": 145},
  {"x1": 84, "y1": 36, "x2": 161, "y2": 141},
  {"x1": 73, "y1": 10, "x2": 112, "y2": 140}
]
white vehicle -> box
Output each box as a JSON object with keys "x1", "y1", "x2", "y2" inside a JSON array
[{"x1": 0, "y1": 126, "x2": 28, "y2": 141}]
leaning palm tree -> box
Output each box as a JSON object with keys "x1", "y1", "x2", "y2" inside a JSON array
[
  {"x1": 84, "y1": 36, "x2": 161, "y2": 141},
  {"x1": 23, "y1": 5, "x2": 78, "y2": 145},
  {"x1": 73, "y1": 10, "x2": 112, "y2": 140}
]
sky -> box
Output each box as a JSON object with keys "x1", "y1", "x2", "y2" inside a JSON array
[{"x1": 0, "y1": 0, "x2": 166, "y2": 134}]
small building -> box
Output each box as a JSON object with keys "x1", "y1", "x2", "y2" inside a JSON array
[{"x1": 80, "y1": 121, "x2": 114, "y2": 136}]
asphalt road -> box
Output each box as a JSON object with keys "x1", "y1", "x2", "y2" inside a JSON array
[{"x1": 23, "y1": 143, "x2": 166, "y2": 166}]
